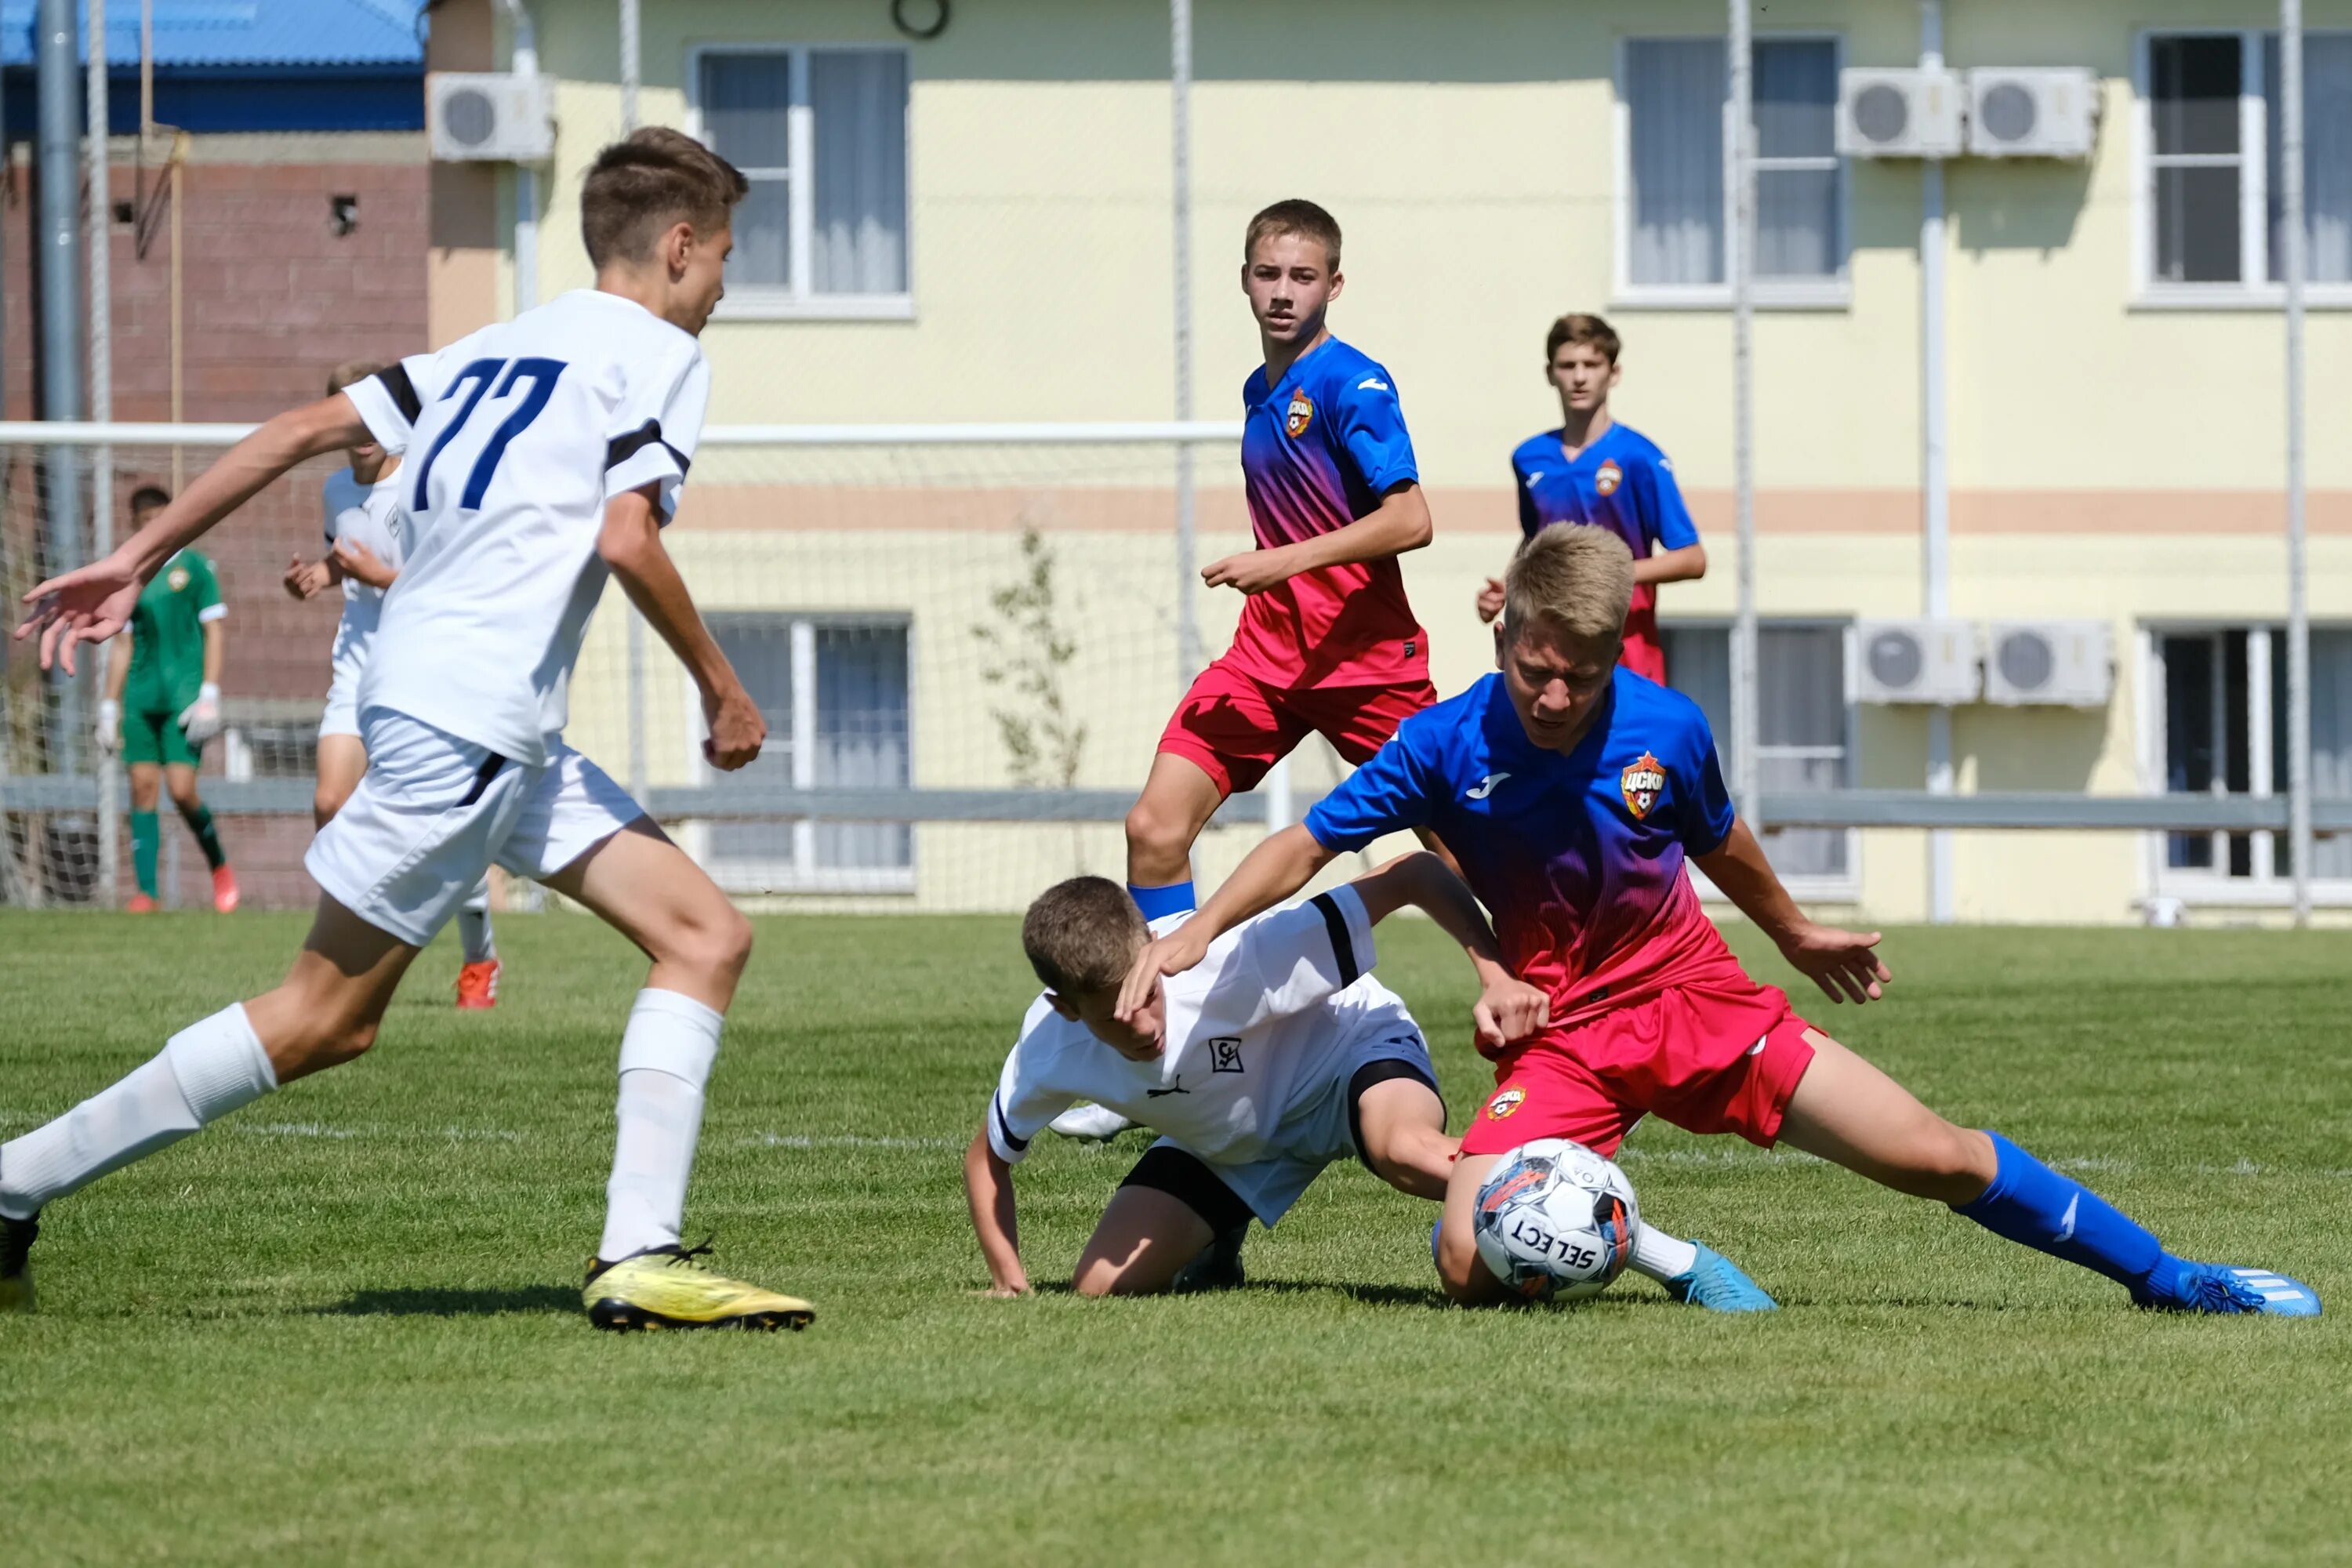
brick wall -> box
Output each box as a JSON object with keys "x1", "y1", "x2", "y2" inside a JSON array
[{"x1": 3, "y1": 137, "x2": 430, "y2": 909}]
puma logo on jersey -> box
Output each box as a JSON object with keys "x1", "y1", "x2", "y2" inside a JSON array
[
  {"x1": 1465, "y1": 772, "x2": 1510, "y2": 801},
  {"x1": 1145, "y1": 1076, "x2": 1189, "y2": 1098}
]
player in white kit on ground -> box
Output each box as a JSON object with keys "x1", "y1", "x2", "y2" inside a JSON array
[
  {"x1": 5, "y1": 129, "x2": 810, "y2": 1331},
  {"x1": 966, "y1": 862, "x2": 1775, "y2": 1308},
  {"x1": 285, "y1": 360, "x2": 501, "y2": 1010}
]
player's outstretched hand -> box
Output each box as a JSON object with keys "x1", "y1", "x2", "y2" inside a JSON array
[
  {"x1": 1472, "y1": 973, "x2": 1550, "y2": 1054},
  {"x1": 1202, "y1": 548, "x2": 1298, "y2": 596},
  {"x1": 1116, "y1": 926, "x2": 1211, "y2": 1025},
  {"x1": 702, "y1": 683, "x2": 767, "y2": 771},
  {"x1": 1778, "y1": 922, "x2": 1889, "y2": 1005},
  {"x1": 1475, "y1": 576, "x2": 1507, "y2": 624},
  {"x1": 14, "y1": 550, "x2": 143, "y2": 675}
]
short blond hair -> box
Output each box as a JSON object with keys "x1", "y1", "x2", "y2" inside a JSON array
[
  {"x1": 1503, "y1": 525, "x2": 1634, "y2": 642},
  {"x1": 1022, "y1": 877, "x2": 1148, "y2": 998}
]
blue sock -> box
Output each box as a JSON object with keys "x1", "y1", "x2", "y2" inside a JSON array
[
  {"x1": 1954, "y1": 1131, "x2": 2174, "y2": 1292},
  {"x1": 1128, "y1": 880, "x2": 1196, "y2": 922}
]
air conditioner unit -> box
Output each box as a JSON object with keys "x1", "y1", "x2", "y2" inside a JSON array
[
  {"x1": 429, "y1": 72, "x2": 554, "y2": 163},
  {"x1": 1835, "y1": 68, "x2": 1965, "y2": 159},
  {"x1": 1965, "y1": 67, "x2": 2100, "y2": 158},
  {"x1": 1855, "y1": 619, "x2": 1981, "y2": 705},
  {"x1": 1982, "y1": 620, "x2": 2113, "y2": 706}
]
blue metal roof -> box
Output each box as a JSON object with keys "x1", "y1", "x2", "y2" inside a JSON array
[{"x1": 2, "y1": 0, "x2": 424, "y2": 71}]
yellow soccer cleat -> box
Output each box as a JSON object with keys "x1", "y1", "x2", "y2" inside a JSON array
[
  {"x1": 583, "y1": 1240, "x2": 813, "y2": 1332},
  {"x1": 2, "y1": 1214, "x2": 36, "y2": 1314}
]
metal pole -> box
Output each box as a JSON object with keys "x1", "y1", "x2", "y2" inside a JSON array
[
  {"x1": 89, "y1": 0, "x2": 118, "y2": 906},
  {"x1": 614, "y1": 0, "x2": 651, "y2": 808},
  {"x1": 2283, "y1": 0, "x2": 2313, "y2": 926},
  {"x1": 619, "y1": 0, "x2": 640, "y2": 136},
  {"x1": 37, "y1": 0, "x2": 88, "y2": 793},
  {"x1": 1728, "y1": 0, "x2": 1759, "y2": 827},
  {"x1": 505, "y1": 2, "x2": 539, "y2": 314},
  {"x1": 1171, "y1": 0, "x2": 1200, "y2": 689},
  {"x1": 1921, "y1": 0, "x2": 1955, "y2": 924}
]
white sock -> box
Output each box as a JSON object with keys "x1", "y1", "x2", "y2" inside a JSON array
[
  {"x1": 457, "y1": 880, "x2": 496, "y2": 964},
  {"x1": 0, "y1": 1004, "x2": 276, "y2": 1219},
  {"x1": 597, "y1": 989, "x2": 722, "y2": 1263},
  {"x1": 1628, "y1": 1224, "x2": 1700, "y2": 1283}
]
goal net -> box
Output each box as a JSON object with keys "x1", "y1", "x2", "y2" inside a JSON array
[{"x1": 3, "y1": 424, "x2": 1338, "y2": 914}]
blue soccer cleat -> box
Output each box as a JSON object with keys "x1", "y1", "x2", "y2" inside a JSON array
[
  {"x1": 1662, "y1": 1242, "x2": 1778, "y2": 1313},
  {"x1": 2135, "y1": 1261, "x2": 2321, "y2": 1317}
]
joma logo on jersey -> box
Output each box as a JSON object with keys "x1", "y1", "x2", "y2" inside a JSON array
[
  {"x1": 1209, "y1": 1037, "x2": 1244, "y2": 1074},
  {"x1": 1621, "y1": 752, "x2": 1666, "y2": 819},
  {"x1": 1285, "y1": 389, "x2": 1315, "y2": 437},
  {"x1": 1595, "y1": 459, "x2": 1624, "y2": 497}
]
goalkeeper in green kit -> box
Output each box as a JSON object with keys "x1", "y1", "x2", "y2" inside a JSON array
[{"x1": 97, "y1": 485, "x2": 239, "y2": 913}]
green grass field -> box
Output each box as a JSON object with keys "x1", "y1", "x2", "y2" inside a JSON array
[{"x1": 3, "y1": 911, "x2": 2349, "y2": 1566}]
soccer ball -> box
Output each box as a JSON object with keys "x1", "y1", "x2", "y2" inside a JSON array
[{"x1": 1471, "y1": 1138, "x2": 1640, "y2": 1303}]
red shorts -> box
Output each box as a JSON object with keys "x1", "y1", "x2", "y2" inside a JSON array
[
  {"x1": 1458, "y1": 975, "x2": 1818, "y2": 1160},
  {"x1": 1156, "y1": 655, "x2": 1437, "y2": 796},
  {"x1": 1621, "y1": 604, "x2": 1666, "y2": 684}
]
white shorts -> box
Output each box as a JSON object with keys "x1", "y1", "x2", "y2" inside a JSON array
[
  {"x1": 318, "y1": 654, "x2": 365, "y2": 740},
  {"x1": 305, "y1": 707, "x2": 644, "y2": 946},
  {"x1": 1148, "y1": 1018, "x2": 1440, "y2": 1228}
]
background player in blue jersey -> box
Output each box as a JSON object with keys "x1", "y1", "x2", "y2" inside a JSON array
[
  {"x1": 1475, "y1": 314, "x2": 1704, "y2": 684},
  {"x1": 1130, "y1": 526, "x2": 2320, "y2": 1318}
]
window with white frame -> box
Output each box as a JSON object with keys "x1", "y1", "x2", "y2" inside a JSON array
[
  {"x1": 692, "y1": 47, "x2": 910, "y2": 313},
  {"x1": 703, "y1": 615, "x2": 913, "y2": 892},
  {"x1": 1621, "y1": 36, "x2": 1846, "y2": 299},
  {"x1": 2150, "y1": 626, "x2": 2352, "y2": 888},
  {"x1": 2142, "y1": 31, "x2": 2352, "y2": 296},
  {"x1": 1661, "y1": 622, "x2": 1853, "y2": 882}
]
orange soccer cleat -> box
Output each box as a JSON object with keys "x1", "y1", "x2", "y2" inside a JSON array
[
  {"x1": 125, "y1": 892, "x2": 158, "y2": 913},
  {"x1": 456, "y1": 959, "x2": 501, "y2": 1011},
  {"x1": 211, "y1": 865, "x2": 241, "y2": 913}
]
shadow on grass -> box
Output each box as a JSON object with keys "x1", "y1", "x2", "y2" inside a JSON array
[
  {"x1": 313, "y1": 1284, "x2": 582, "y2": 1318},
  {"x1": 1028, "y1": 1277, "x2": 1455, "y2": 1311}
]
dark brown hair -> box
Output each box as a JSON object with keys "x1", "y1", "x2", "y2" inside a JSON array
[
  {"x1": 129, "y1": 485, "x2": 171, "y2": 513},
  {"x1": 1544, "y1": 312, "x2": 1622, "y2": 365},
  {"x1": 1022, "y1": 876, "x2": 1149, "y2": 997},
  {"x1": 580, "y1": 126, "x2": 750, "y2": 268},
  {"x1": 1244, "y1": 198, "x2": 1342, "y2": 270}
]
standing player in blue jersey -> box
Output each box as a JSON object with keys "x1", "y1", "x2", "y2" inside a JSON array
[
  {"x1": 1123, "y1": 199, "x2": 1436, "y2": 926},
  {"x1": 1128, "y1": 525, "x2": 2321, "y2": 1318},
  {"x1": 1475, "y1": 314, "x2": 1704, "y2": 684}
]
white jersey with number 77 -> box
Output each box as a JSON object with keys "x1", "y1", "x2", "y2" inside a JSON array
[{"x1": 342, "y1": 289, "x2": 710, "y2": 768}]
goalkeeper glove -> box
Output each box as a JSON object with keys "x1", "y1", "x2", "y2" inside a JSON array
[
  {"x1": 96, "y1": 698, "x2": 121, "y2": 755},
  {"x1": 178, "y1": 684, "x2": 223, "y2": 746}
]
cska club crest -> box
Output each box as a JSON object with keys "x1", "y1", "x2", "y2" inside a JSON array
[
  {"x1": 1285, "y1": 388, "x2": 1315, "y2": 437},
  {"x1": 1620, "y1": 751, "x2": 1666, "y2": 819},
  {"x1": 1594, "y1": 459, "x2": 1624, "y2": 496}
]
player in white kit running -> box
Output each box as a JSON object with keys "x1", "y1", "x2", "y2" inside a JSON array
[
  {"x1": 5, "y1": 129, "x2": 809, "y2": 1331},
  {"x1": 285, "y1": 360, "x2": 500, "y2": 1010}
]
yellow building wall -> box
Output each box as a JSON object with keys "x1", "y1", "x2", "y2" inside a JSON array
[{"x1": 463, "y1": 0, "x2": 2352, "y2": 921}]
